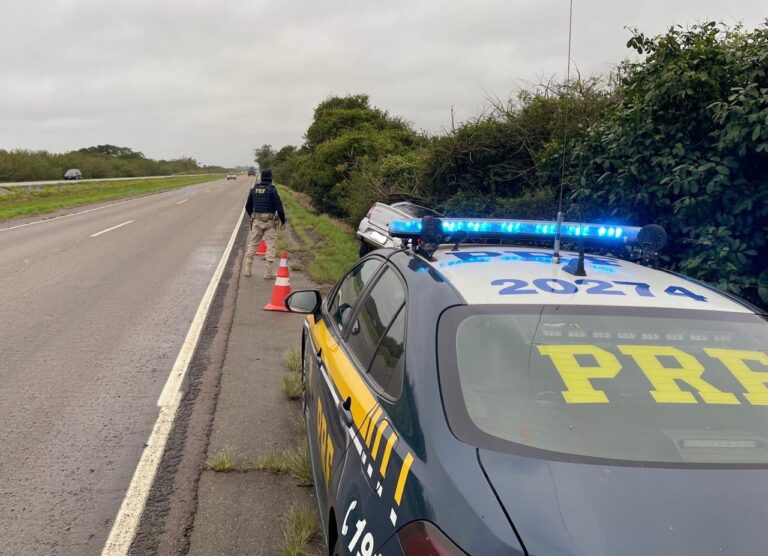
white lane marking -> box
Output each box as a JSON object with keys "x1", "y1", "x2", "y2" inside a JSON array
[
  {"x1": 0, "y1": 197, "x2": 139, "y2": 233},
  {"x1": 100, "y1": 209, "x2": 245, "y2": 556},
  {"x1": 90, "y1": 220, "x2": 135, "y2": 238},
  {"x1": 175, "y1": 199, "x2": 188, "y2": 205}
]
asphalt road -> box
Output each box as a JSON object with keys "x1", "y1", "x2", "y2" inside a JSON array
[{"x1": 0, "y1": 176, "x2": 251, "y2": 555}]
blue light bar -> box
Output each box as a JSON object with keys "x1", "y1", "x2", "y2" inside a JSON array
[{"x1": 389, "y1": 218, "x2": 641, "y2": 242}]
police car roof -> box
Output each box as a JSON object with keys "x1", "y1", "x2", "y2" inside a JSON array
[{"x1": 424, "y1": 245, "x2": 753, "y2": 314}]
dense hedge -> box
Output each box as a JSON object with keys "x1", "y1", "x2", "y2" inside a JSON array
[{"x1": 262, "y1": 21, "x2": 767, "y2": 309}]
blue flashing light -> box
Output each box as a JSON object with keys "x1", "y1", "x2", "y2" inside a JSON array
[{"x1": 389, "y1": 218, "x2": 640, "y2": 243}]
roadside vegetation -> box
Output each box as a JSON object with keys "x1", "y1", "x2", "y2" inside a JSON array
[
  {"x1": 252, "y1": 442, "x2": 313, "y2": 487},
  {"x1": 0, "y1": 144, "x2": 227, "y2": 182},
  {"x1": 0, "y1": 174, "x2": 224, "y2": 221},
  {"x1": 258, "y1": 21, "x2": 768, "y2": 310},
  {"x1": 277, "y1": 184, "x2": 358, "y2": 284},
  {"x1": 282, "y1": 348, "x2": 303, "y2": 400},
  {"x1": 279, "y1": 504, "x2": 321, "y2": 556},
  {"x1": 203, "y1": 450, "x2": 239, "y2": 473}
]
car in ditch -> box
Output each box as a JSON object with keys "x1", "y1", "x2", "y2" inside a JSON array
[
  {"x1": 286, "y1": 215, "x2": 768, "y2": 555},
  {"x1": 356, "y1": 201, "x2": 442, "y2": 257}
]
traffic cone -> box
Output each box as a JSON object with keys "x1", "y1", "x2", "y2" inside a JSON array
[
  {"x1": 264, "y1": 252, "x2": 291, "y2": 312},
  {"x1": 255, "y1": 239, "x2": 267, "y2": 257}
]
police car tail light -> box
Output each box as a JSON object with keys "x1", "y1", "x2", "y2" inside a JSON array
[{"x1": 397, "y1": 521, "x2": 466, "y2": 555}]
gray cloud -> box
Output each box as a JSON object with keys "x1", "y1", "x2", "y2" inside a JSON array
[{"x1": 1, "y1": 0, "x2": 765, "y2": 166}]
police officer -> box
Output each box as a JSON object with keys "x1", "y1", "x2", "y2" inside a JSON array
[{"x1": 243, "y1": 168, "x2": 286, "y2": 278}]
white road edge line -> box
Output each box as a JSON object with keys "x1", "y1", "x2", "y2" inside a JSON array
[
  {"x1": 175, "y1": 199, "x2": 188, "y2": 205},
  {"x1": 100, "y1": 209, "x2": 245, "y2": 556},
  {"x1": 90, "y1": 220, "x2": 135, "y2": 238}
]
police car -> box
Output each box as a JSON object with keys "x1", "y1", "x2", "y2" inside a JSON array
[{"x1": 285, "y1": 216, "x2": 768, "y2": 555}]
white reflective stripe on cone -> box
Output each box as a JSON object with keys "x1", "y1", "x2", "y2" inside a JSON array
[{"x1": 275, "y1": 277, "x2": 290, "y2": 287}]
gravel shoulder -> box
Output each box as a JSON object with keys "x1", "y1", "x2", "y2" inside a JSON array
[{"x1": 130, "y1": 219, "x2": 322, "y2": 555}]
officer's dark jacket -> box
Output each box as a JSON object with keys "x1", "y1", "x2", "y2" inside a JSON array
[{"x1": 245, "y1": 181, "x2": 286, "y2": 224}]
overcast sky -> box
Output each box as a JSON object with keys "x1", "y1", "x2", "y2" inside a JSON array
[{"x1": 1, "y1": 1, "x2": 765, "y2": 167}]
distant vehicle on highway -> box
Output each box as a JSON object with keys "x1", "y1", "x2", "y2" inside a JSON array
[
  {"x1": 287, "y1": 214, "x2": 768, "y2": 555},
  {"x1": 226, "y1": 173, "x2": 237, "y2": 180},
  {"x1": 357, "y1": 201, "x2": 442, "y2": 256},
  {"x1": 64, "y1": 169, "x2": 83, "y2": 180},
  {"x1": 247, "y1": 168, "x2": 257, "y2": 176}
]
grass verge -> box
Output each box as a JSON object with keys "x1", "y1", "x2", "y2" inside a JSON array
[
  {"x1": 279, "y1": 504, "x2": 321, "y2": 556},
  {"x1": 277, "y1": 184, "x2": 358, "y2": 284},
  {"x1": 0, "y1": 174, "x2": 224, "y2": 221},
  {"x1": 251, "y1": 442, "x2": 313, "y2": 486}
]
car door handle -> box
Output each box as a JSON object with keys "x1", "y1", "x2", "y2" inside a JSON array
[{"x1": 338, "y1": 397, "x2": 353, "y2": 428}]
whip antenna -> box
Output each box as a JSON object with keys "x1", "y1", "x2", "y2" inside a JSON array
[{"x1": 553, "y1": 0, "x2": 574, "y2": 264}]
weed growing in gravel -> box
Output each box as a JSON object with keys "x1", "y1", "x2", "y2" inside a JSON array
[
  {"x1": 283, "y1": 372, "x2": 303, "y2": 400},
  {"x1": 252, "y1": 442, "x2": 313, "y2": 486},
  {"x1": 283, "y1": 348, "x2": 302, "y2": 374},
  {"x1": 289, "y1": 414, "x2": 307, "y2": 437},
  {"x1": 279, "y1": 504, "x2": 321, "y2": 556},
  {"x1": 204, "y1": 450, "x2": 239, "y2": 472}
]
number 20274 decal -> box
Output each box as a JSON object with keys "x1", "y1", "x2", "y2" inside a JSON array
[{"x1": 491, "y1": 278, "x2": 707, "y2": 302}]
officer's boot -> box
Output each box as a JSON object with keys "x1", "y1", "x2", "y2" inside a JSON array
[
  {"x1": 243, "y1": 258, "x2": 252, "y2": 277},
  {"x1": 263, "y1": 260, "x2": 275, "y2": 280}
]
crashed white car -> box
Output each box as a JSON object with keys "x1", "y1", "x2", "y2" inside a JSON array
[{"x1": 356, "y1": 201, "x2": 442, "y2": 256}]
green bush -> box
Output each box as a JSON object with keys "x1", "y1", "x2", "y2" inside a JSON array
[{"x1": 563, "y1": 22, "x2": 768, "y2": 307}]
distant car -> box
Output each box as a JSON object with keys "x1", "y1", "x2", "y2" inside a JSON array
[
  {"x1": 227, "y1": 173, "x2": 237, "y2": 180},
  {"x1": 64, "y1": 169, "x2": 83, "y2": 180},
  {"x1": 357, "y1": 201, "x2": 442, "y2": 256},
  {"x1": 247, "y1": 168, "x2": 257, "y2": 176}
]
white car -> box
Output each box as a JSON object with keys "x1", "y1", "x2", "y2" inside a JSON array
[
  {"x1": 226, "y1": 173, "x2": 237, "y2": 181},
  {"x1": 356, "y1": 201, "x2": 442, "y2": 256}
]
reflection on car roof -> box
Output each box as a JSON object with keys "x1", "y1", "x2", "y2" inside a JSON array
[{"x1": 426, "y1": 246, "x2": 752, "y2": 314}]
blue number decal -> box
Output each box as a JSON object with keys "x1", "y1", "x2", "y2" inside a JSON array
[
  {"x1": 491, "y1": 279, "x2": 537, "y2": 295},
  {"x1": 575, "y1": 279, "x2": 626, "y2": 296},
  {"x1": 532, "y1": 278, "x2": 578, "y2": 294},
  {"x1": 665, "y1": 285, "x2": 707, "y2": 302},
  {"x1": 614, "y1": 281, "x2": 654, "y2": 297}
]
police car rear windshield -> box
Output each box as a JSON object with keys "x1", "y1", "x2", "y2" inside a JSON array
[{"x1": 438, "y1": 305, "x2": 768, "y2": 466}]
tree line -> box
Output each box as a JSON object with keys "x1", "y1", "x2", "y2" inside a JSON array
[
  {"x1": 0, "y1": 144, "x2": 227, "y2": 182},
  {"x1": 256, "y1": 22, "x2": 768, "y2": 309}
]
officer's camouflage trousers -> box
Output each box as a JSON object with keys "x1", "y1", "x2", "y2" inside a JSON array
[{"x1": 244, "y1": 213, "x2": 278, "y2": 277}]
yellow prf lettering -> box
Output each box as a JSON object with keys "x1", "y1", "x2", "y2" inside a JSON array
[
  {"x1": 316, "y1": 399, "x2": 334, "y2": 483},
  {"x1": 705, "y1": 348, "x2": 768, "y2": 406},
  {"x1": 537, "y1": 345, "x2": 621, "y2": 403},
  {"x1": 618, "y1": 345, "x2": 739, "y2": 405}
]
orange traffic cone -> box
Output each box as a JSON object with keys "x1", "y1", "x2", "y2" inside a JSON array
[
  {"x1": 255, "y1": 239, "x2": 267, "y2": 257},
  {"x1": 264, "y1": 252, "x2": 291, "y2": 312}
]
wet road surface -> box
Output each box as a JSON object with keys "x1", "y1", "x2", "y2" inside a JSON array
[{"x1": 0, "y1": 177, "x2": 250, "y2": 555}]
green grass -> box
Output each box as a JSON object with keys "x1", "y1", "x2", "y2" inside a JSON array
[
  {"x1": 283, "y1": 348, "x2": 302, "y2": 374},
  {"x1": 0, "y1": 174, "x2": 224, "y2": 221},
  {"x1": 203, "y1": 449, "x2": 239, "y2": 472},
  {"x1": 283, "y1": 372, "x2": 303, "y2": 401},
  {"x1": 279, "y1": 504, "x2": 321, "y2": 556},
  {"x1": 251, "y1": 441, "x2": 313, "y2": 486},
  {"x1": 277, "y1": 184, "x2": 358, "y2": 284}
]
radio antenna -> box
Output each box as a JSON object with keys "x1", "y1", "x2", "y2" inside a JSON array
[{"x1": 553, "y1": 0, "x2": 574, "y2": 264}]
